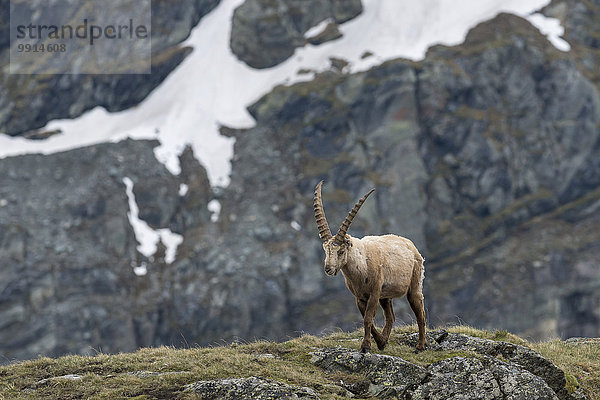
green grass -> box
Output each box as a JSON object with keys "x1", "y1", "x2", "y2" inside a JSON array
[{"x1": 0, "y1": 325, "x2": 597, "y2": 399}]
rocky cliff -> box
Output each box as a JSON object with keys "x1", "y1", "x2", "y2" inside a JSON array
[
  {"x1": 0, "y1": 140, "x2": 213, "y2": 360},
  {"x1": 1, "y1": 0, "x2": 600, "y2": 363}
]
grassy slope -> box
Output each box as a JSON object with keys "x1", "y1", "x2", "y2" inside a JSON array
[{"x1": 0, "y1": 325, "x2": 598, "y2": 400}]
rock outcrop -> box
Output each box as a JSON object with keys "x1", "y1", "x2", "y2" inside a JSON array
[
  {"x1": 310, "y1": 333, "x2": 586, "y2": 399},
  {"x1": 399, "y1": 331, "x2": 570, "y2": 399},
  {"x1": 310, "y1": 347, "x2": 430, "y2": 398},
  {"x1": 230, "y1": 0, "x2": 362, "y2": 68},
  {"x1": 185, "y1": 377, "x2": 320, "y2": 399}
]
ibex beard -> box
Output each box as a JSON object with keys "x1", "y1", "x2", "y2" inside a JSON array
[{"x1": 314, "y1": 181, "x2": 427, "y2": 353}]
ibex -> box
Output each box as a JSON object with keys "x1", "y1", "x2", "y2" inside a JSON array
[{"x1": 313, "y1": 181, "x2": 427, "y2": 352}]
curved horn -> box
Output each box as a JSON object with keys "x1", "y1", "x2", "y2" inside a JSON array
[
  {"x1": 334, "y1": 188, "x2": 375, "y2": 245},
  {"x1": 313, "y1": 181, "x2": 332, "y2": 242}
]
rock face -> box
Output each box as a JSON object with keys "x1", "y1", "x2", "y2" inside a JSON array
[
  {"x1": 0, "y1": 140, "x2": 212, "y2": 360},
  {"x1": 543, "y1": 0, "x2": 600, "y2": 88},
  {"x1": 417, "y1": 12, "x2": 600, "y2": 340},
  {"x1": 217, "y1": 11, "x2": 600, "y2": 342},
  {"x1": 230, "y1": 0, "x2": 362, "y2": 68},
  {"x1": 0, "y1": 0, "x2": 220, "y2": 135}
]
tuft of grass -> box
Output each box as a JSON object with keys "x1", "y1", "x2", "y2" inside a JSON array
[
  {"x1": 530, "y1": 338, "x2": 600, "y2": 399},
  {"x1": 0, "y1": 326, "x2": 598, "y2": 399}
]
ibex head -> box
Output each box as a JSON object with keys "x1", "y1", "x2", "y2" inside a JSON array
[{"x1": 313, "y1": 181, "x2": 374, "y2": 276}]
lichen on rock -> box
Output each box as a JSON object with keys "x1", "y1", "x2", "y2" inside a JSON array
[
  {"x1": 184, "y1": 376, "x2": 320, "y2": 399},
  {"x1": 310, "y1": 347, "x2": 428, "y2": 397},
  {"x1": 398, "y1": 331, "x2": 583, "y2": 400}
]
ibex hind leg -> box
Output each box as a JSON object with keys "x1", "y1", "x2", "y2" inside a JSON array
[
  {"x1": 407, "y1": 290, "x2": 427, "y2": 351},
  {"x1": 378, "y1": 298, "x2": 395, "y2": 350}
]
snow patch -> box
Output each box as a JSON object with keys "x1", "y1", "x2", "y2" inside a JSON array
[
  {"x1": 314, "y1": 0, "x2": 561, "y2": 73},
  {"x1": 123, "y1": 177, "x2": 183, "y2": 265},
  {"x1": 208, "y1": 199, "x2": 221, "y2": 223},
  {"x1": 290, "y1": 221, "x2": 302, "y2": 231},
  {"x1": 179, "y1": 183, "x2": 189, "y2": 197},
  {"x1": 133, "y1": 262, "x2": 148, "y2": 276},
  {"x1": 0, "y1": 0, "x2": 565, "y2": 188},
  {"x1": 304, "y1": 18, "x2": 334, "y2": 39},
  {"x1": 160, "y1": 228, "x2": 185, "y2": 264},
  {"x1": 526, "y1": 13, "x2": 570, "y2": 51}
]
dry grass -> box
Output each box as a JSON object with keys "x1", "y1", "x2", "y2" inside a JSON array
[{"x1": 531, "y1": 338, "x2": 600, "y2": 399}]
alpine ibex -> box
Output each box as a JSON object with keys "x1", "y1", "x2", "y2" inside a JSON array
[{"x1": 313, "y1": 181, "x2": 427, "y2": 352}]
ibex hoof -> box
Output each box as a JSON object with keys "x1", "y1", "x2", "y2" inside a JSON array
[
  {"x1": 376, "y1": 341, "x2": 387, "y2": 351},
  {"x1": 360, "y1": 346, "x2": 370, "y2": 354},
  {"x1": 415, "y1": 343, "x2": 427, "y2": 353}
]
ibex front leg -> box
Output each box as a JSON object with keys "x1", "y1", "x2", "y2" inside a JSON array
[
  {"x1": 356, "y1": 298, "x2": 386, "y2": 351},
  {"x1": 359, "y1": 293, "x2": 381, "y2": 353}
]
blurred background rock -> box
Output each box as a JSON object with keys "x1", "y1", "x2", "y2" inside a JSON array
[{"x1": 0, "y1": 0, "x2": 599, "y2": 363}]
